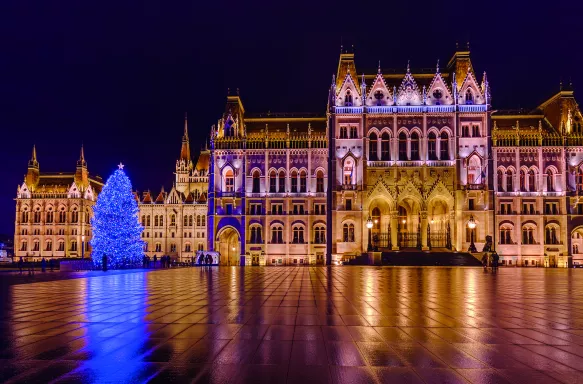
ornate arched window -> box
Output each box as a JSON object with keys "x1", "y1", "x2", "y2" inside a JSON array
[
  {"x1": 278, "y1": 170, "x2": 286, "y2": 193},
  {"x1": 368, "y1": 132, "x2": 378, "y2": 160},
  {"x1": 381, "y1": 132, "x2": 390, "y2": 161},
  {"x1": 316, "y1": 170, "x2": 324, "y2": 193},
  {"x1": 292, "y1": 226, "x2": 304, "y2": 243},
  {"x1": 506, "y1": 169, "x2": 514, "y2": 191},
  {"x1": 271, "y1": 225, "x2": 283, "y2": 244},
  {"x1": 46, "y1": 208, "x2": 53, "y2": 224},
  {"x1": 225, "y1": 169, "x2": 234, "y2": 192},
  {"x1": 440, "y1": 132, "x2": 449, "y2": 160},
  {"x1": 314, "y1": 225, "x2": 326, "y2": 244},
  {"x1": 188, "y1": 215, "x2": 193, "y2": 227},
  {"x1": 300, "y1": 170, "x2": 307, "y2": 193},
  {"x1": 528, "y1": 170, "x2": 536, "y2": 192},
  {"x1": 269, "y1": 170, "x2": 277, "y2": 193},
  {"x1": 546, "y1": 169, "x2": 554, "y2": 192},
  {"x1": 345, "y1": 90, "x2": 353, "y2": 106},
  {"x1": 342, "y1": 223, "x2": 355, "y2": 242},
  {"x1": 545, "y1": 226, "x2": 559, "y2": 245},
  {"x1": 183, "y1": 215, "x2": 188, "y2": 227},
  {"x1": 499, "y1": 225, "x2": 513, "y2": 244},
  {"x1": 250, "y1": 226, "x2": 263, "y2": 244},
  {"x1": 497, "y1": 170, "x2": 504, "y2": 192},
  {"x1": 343, "y1": 159, "x2": 354, "y2": 185},
  {"x1": 465, "y1": 89, "x2": 474, "y2": 104},
  {"x1": 291, "y1": 170, "x2": 298, "y2": 193},
  {"x1": 410, "y1": 132, "x2": 420, "y2": 160},
  {"x1": 170, "y1": 214, "x2": 176, "y2": 226},
  {"x1": 520, "y1": 170, "x2": 526, "y2": 192},
  {"x1": 252, "y1": 170, "x2": 261, "y2": 193},
  {"x1": 398, "y1": 132, "x2": 407, "y2": 160},
  {"x1": 428, "y1": 132, "x2": 437, "y2": 160},
  {"x1": 522, "y1": 225, "x2": 535, "y2": 245}
]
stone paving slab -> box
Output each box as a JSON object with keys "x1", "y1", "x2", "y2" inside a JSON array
[{"x1": 0, "y1": 266, "x2": 582, "y2": 383}]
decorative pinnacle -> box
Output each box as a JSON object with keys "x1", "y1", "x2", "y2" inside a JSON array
[
  {"x1": 436, "y1": 59, "x2": 440, "y2": 73},
  {"x1": 378, "y1": 60, "x2": 381, "y2": 74},
  {"x1": 406, "y1": 60, "x2": 410, "y2": 73}
]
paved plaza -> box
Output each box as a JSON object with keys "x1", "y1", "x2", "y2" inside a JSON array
[{"x1": 1, "y1": 267, "x2": 583, "y2": 383}]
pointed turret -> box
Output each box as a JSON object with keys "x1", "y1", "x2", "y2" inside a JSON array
[
  {"x1": 75, "y1": 144, "x2": 89, "y2": 189},
  {"x1": 26, "y1": 145, "x2": 40, "y2": 189},
  {"x1": 180, "y1": 112, "x2": 191, "y2": 162}
]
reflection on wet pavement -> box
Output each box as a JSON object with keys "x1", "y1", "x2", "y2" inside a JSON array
[{"x1": 0, "y1": 266, "x2": 582, "y2": 383}]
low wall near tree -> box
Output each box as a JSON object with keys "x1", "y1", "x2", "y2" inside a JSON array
[{"x1": 60, "y1": 260, "x2": 94, "y2": 271}]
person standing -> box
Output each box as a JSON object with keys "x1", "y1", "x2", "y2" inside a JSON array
[
  {"x1": 102, "y1": 255, "x2": 108, "y2": 271},
  {"x1": 41, "y1": 258, "x2": 46, "y2": 272},
  {"x1": 481, "y1": 253, "x2": 488, "y2": 272},
  {"x1": 492, "y1": 252, "x2": 500, "y2": 273},
  {"x1": 18, "y1": 257, "x2": 23, "y2": 274}
]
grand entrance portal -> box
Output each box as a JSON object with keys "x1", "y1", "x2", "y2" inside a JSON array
[{"x1": 216, "y1": 226, "x2": 240, "y2": 266}]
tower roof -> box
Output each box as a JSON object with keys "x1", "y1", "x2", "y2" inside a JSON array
[
  {"x1": 180, "y1": 113, "x2": 191, "y2": 162},
  {"x1": 28, "y1": 145, "x2": 39, "y2": 168}
]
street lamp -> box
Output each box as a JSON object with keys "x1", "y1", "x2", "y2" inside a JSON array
[
  {"x1": 468, "y1": 215, "x2": 477, "y2": 253},
  {"x1": 81, "y1": 235, "x2": 85, "y2": 259},
  {"x1": 366, "y1": 216, "x2": 373, "y2": 251}
]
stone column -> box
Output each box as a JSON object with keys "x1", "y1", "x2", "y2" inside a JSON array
[
  {"x1": 390, "y1": 210, "x2": 399, "y2": 250},
  {"x1": 421, "y1": 210, "x2": 429, "y2": 250}
]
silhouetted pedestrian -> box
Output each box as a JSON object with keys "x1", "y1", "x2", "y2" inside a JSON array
[
  {"x1": 153, "y1": 255, "x2": 157, "y2": 268},
  {"x1": 481, "y1": 253, "x2": 488, "y2": 272},
  {"x1": 41, "y1": 258, "x2": 46, "y2": 272},
  {"x1": 102, "y1": 255, "x2": 108, "y2": 271},
  {"x1": 18, "y1": 257, "x2": 23, "y2": 274},
  {"x1": 49, "y1": 258, "x2": 54, "y2": 271},
  {"x1": 492, "y1": 252, "x2": 499, "y2": 273}
]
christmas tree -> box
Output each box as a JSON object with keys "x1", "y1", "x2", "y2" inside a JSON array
[{"x1": 90, "y1": 163, "x2": 144, "y2": 269}]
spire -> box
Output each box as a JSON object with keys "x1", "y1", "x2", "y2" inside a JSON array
[
  {"x1": 406, "y1": 60, "x2": 410, "y2": 73},
  {"x1": 28, "y1": 144, "x2": 39, "y2": 168},
  {"x1": 378, "y1": 60, "x2": 381, "y2": 74},
  {"x1": 77, "y1": 143, "x2": 87, "y2": 168},
  {"x1": 180, "y1": 113, "x2": 191, "y2": 162},
  {"x1": 436, "y1": 59, "x2": 440, "y2": 74}
]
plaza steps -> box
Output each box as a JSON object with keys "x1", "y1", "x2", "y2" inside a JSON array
[{"x1": 380, "y1": 249, "x2": 483, "y2": 267}]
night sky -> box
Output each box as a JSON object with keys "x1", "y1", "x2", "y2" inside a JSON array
[{"x1": 1, "y1": 1, "x2": 581, "y2": 235}]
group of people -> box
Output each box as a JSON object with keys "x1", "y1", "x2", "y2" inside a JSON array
[
  {"x1": 17, "y1": 257, "x2": 55, "y2": 274},
  {"x1": 194, "y1": 253, "x2": 214, "y2": 267},
  {"x1": 481, "y1": 252, "x2": 500, "y2": 273},
  {"x1": 141, "y1": 255, "x2": 173, "y2": 268}
]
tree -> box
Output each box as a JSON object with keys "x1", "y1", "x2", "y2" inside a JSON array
[{"x1": 91, "y1": 164, "x2": 144, "y2": 269}]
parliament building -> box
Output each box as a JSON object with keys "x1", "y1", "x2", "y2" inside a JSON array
[{"x1": 14, "y1": 46, "x2": 583, "y2": 267}]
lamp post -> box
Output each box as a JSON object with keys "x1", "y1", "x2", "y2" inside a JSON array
[
  {"x1": 366, "y1": 216, "x2": 373, "y2": 251},
  {"x1": 468, "y1": 215, "x2": 477, "y2": 253},
  {"x1": 81, "y1": 235, "x2": 85, "y2": 259}
]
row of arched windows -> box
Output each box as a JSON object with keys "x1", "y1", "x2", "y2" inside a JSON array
[
  {"x1": 368, "y1": 131, "x2": 450, "y2": 161},
  {"x1": 498, "y1": 224, "x2": 560, "y2": 245},
  {"x1": 247, "y1": 224, "x2": 326, "y2": 244},
  {"x1": 20, "y1": 207, "x2": 88, "y2": 224},
  {"x1": 143, "y1": 214, "x2": 205, "y2": 227},
  {"x1": 497, "y1": 168, "x2": 556, "y2": 192},
  {"x1": 251, "y1": 170, "x2": 324, "y2": 193}
]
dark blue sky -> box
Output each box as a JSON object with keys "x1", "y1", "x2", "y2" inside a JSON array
[{"x1": 1, "y1": 0, "x2": 582, "y2": 234}]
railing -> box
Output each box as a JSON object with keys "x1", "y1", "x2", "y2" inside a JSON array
[
  {"x1": 338, "y1": 184, "x2": 359, "y2": 191},
  {"x1": 458, "y1": 104, "x2": 487, "y2": 112},
  {"x1": 397, "y1": 161, "x2": 424, "y2": 167},
  {"x1": 425, "y1": 160, "x2": 454, "y2": 167},
  {"x1": 334, "y1": 106, "x2": 363, "y2": 114},
  {"x1": 367, "y1": 161, "x2": 392, "y2": 167}
]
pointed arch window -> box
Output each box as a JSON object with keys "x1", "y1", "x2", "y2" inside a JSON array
[
  {"x1": 428, "y1": 132, "x2": 437, "y2": 160},
  {"x1": 520, "y1": 170, "x2": 526, "y2": 192},
  {"x1": 497, "y1": 170, "x2": 504, "y2": 192},
  {"x1": 252, "y1": 170, "x2": 261, "y2": 193},
  {"x1": 59, "y1": 210, "x2": 66, "y2": 223},
  {"x1": 340, "y1": 126, "x2": 348, "y2": 139},
  {"x1": 196, "y1": 215, "x2": 201, "y2": 226},
  {"x1": 300, "y1": 170, "x2": 307, "y2": 192},
  {"x1": 189, "y1": 215, "x2": 193, "y2": 227},
  {"x1": 316, "y1": 170, "x2": 324, "y2": 193},
  {"x1": 546, "y1": 169, "x2": 555, "y2": 192},
  {"x1": 225, "y1": 169, "x2": 234, "y2": 192},
  {"x1": 291, "y1": 170, "x2": 298, "y2": 193},
  {"x1": 343, "y1": 159, "x2": 354, "y2": 185},
  {"x1": 410, "y1": 132, "x2": 420, "y2": 161},
  {"x1": 440, "y1": 132, "x2": 449, "y2": 160},
  {"x1": 183, "y1": 215, "x2": 188, "y2": 227},
  {"x1": 345, "y1": 90, "x2": 353, "y2": 106},
  {"x1": 398, "y1": 132, "x2": 407, "y2": 160},
  {"x1": 269, "y1": 170, "x2": 276, "y2": 193},
  {"x1": 381, "y1": 132, "x2": 390, "y2": 161},
  {"x1": 369, "y1": 132, "x2": 378, "y2": 160},
  {"x1": 33, "y1": 209, "x2": 41, "y2": 224},
  {"x1": 528, "y1": 170, "x2": 536, "y2": 192},
  {"x1": 465, "y1": 89, "x2": 474, "y2": 104},
  {"x1": 170, "y1": 214, "x2": 176, "y2": 226},
  {"x1": 278, "y1": 171, "x2": 286, "y2": 193},
  {"x1": 506, "y1": 169, "x2": 514, "y2": 191}
]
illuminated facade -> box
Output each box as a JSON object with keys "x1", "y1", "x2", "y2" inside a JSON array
[
  {"x1": 207, "y1": 47, "x2": 582, "y2": 267},
  {"x1": 138, "y1": 116, "x2": 209, "y2": 261},
  {"x1": 14, "y1": 146, "x2": 103, "y2": 260},
  {"x1": 492, "y1": 84, "x2": 583, "y2": 267}
]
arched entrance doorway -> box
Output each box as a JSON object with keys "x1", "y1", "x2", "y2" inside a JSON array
[
  {"x1": 397, "y1": 198, "x2": 421, "y2": 248},
  {"x1": 427, "y1": 199, "x2": 449, "y2": 248},
  {"x1": 216, "y1": 226, "x2": 240, "y2": 266}
]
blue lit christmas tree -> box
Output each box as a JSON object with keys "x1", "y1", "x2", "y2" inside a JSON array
[{"x1": 91, "y1": 163, "x2": 144, "y2": 269}]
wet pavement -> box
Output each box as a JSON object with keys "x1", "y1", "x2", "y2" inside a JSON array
[{"x1": 1, "y1": 266, "x2": 583, "y2": 383}]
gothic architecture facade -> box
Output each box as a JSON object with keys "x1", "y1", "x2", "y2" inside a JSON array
[
  {"x1": 138, "y1": 116, "x2": 210, "y2": 261},
  {"x1": 15, "y1": 47, "x2": 583, "y2": 267},
  {"x1": 14, "y1": 146, "x2": 103, "y2": 260}
]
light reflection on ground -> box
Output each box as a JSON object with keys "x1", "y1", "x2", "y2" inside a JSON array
[{"x1": 1, "y1": 266, "x2": 583, "y2": 383}]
